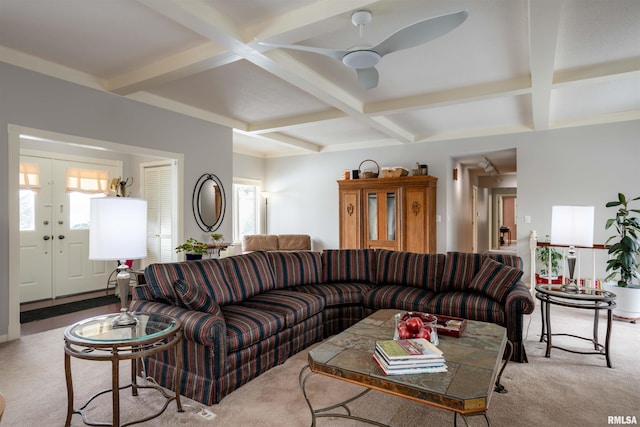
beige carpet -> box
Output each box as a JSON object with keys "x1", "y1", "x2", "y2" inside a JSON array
[{"x1": 1, "y1": 304, "x2": 638, "y2": 426}]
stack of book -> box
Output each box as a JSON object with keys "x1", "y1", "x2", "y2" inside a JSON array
[{"x1": 373, "y1": 338, "x2": 447, "y2": 375}]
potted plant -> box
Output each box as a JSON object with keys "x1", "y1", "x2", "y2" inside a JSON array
[
  {"x1": 603, "y1": 193, "x2": 640, "y2": 321},
  {"x1": 210, "y1": 233, "x2": 224, "y2": 244},
  {"x1": 175, "y1": 237, "x2": 208, "y2": 260},
  {"x1": 536, "y1": 234, "x2": 563, "y2": 284}
]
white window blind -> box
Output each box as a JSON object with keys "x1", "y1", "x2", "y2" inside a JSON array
[
  {"x1": 66, "y1": 167, "x2": 109, "y2": 193},
  {"x1": 19, "y1": 162, "x2": 40, "y2": 189}
]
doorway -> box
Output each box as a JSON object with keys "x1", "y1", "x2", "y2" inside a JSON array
[{"x1": 8, "y1": 124, "x2": 184, "y2": 340}]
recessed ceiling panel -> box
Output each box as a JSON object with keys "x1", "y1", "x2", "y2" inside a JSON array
[
  {"x1": 551, "y1": 75, "x2": 640, "y2": 123},
  {"x1": 556, "y1": 0, "x2": 640, "y2": 70},
  {"x1": 386, "y1": 95, "x2": 532, "y2": 138},
  {"x1": 148, "y1": 60, "x2": 333, "y2": 123},
  {"x1": 0, "y1": 0, "x2": 207, "y2": 78}
]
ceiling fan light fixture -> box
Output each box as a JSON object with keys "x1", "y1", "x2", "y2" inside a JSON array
[{"x1": 342, "y1": 50, "x2": 380, "y2": 69}]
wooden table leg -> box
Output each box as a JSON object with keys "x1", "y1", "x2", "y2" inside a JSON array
[{"x1": 112, "y1": 354, "x2": 120, "y2": 426}]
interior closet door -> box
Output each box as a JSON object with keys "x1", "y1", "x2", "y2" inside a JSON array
[{"x1": 143, "y1": 162, "x2": 176, "y2": 265}]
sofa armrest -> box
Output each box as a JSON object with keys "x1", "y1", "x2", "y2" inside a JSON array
[
  {"x1": 130, "y1": 300, "x2": 227, "y2": 349},
  {"x1": 503, "y1": 281, "x2": 535, "y2": 362}
]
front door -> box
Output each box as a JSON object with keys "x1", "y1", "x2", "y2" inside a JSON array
[{"x1": 20, "y1": 154, "x2": 121, "y2": 302}]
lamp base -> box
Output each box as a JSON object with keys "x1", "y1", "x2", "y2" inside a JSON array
[
  {"x1": 111, "y1": 261, "x2": 138, "y2": 327},
  {"x1": 561, "y1": 280, "x2": 580, "y2": 293},
  {"x1": 111, "y1": 309, "x2": 138, "y2": 327}
]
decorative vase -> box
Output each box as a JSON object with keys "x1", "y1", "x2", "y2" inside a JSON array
[{"x1": 602, "y1": 282, "x2": 640, "y2": 322}]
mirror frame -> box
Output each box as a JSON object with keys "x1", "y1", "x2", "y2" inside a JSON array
[{"x1": 192, "y1": 173, "x2": 226, "y2": 232}]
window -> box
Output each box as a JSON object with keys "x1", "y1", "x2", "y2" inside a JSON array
[{"x1": 233, "y1": 178, "x2": 262, "y2": 243}]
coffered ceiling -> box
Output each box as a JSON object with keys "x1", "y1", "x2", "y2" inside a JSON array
[{"x1": 1, "y1": 0, "x2": 638, "y2": 163}]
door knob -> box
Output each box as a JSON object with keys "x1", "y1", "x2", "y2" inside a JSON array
[
  {"x1": 58, "y1": 235, "x2": 65, "y2": 240},
  {"x1": 43, "y1": 235, "x2": 51, "y2": 240}
]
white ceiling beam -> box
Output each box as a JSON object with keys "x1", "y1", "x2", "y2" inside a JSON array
[
  {"x1": 127, "y1": 92, "x2": 248, "y2": 130},
  {"x1": 528, "y1": 0, "x2": 564, "y2": 130},
  {"x1": 364, "y1": 77, "x2": 532, "y2": 116},
  {"x1": 248, "y1": 109, "x2": 347, "y2": 133},
  {"x1": 249, "y1": 132, "x2": 322, "y2": 153},
  {"x1": 554, "y1": 57, "x2": 640, "y2": 87},
  {"x1": 108, "y1": 43, "x2": 238, "y2": 95}
]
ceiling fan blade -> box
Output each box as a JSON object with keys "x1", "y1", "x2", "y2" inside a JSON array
[
  {"x1": 374, "y1": 10, "x2": 468, "y2": 57},
  {"x1": 356, "y1": 67, "x2": 379, "y2": 90},
  {"x1": 258, "y1": 41, "x2": 347, "y2": 61}
]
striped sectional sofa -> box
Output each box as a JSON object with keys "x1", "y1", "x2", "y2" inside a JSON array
[{"x1": 131, "y1": 249, "x2": 534, "y2": 405}]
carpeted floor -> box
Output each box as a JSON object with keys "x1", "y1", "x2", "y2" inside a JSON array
[
  {"x1": 20, "y1": 295, "x2": 119, "y2": 324},
  {"x1": 1, "y1": 304, "x2": 638, "y2": 426}
]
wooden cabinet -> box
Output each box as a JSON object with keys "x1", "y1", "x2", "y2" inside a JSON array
[{"x1": 338, "y1": 176, "x2": 437, "y2": 253}]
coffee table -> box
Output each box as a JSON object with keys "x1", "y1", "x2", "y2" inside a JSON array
[
  {"x1": 300, "y1": 309, "x2": 510, "y2": 426},
  {"x1": 64, "y1": 312, "x2": 183, "y2": 426}
]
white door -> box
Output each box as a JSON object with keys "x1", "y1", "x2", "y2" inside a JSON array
[
  {"x1": 19, "y1": 155, "x2": 121, "y2": 301},
  {"x1": 19, "y1": 156, "x2": 54, "y2": 302},
  {"x1": 53, "y1": 159, "x2": 121, "y2": 296},
  {"x1": 143, "y1": 162, "x2": 176, "y2": 265}
]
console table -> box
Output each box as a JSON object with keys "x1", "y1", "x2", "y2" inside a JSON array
[
  {"x1": 64, "y1": 312, "x2": 183, "y2": 426},
  {"x1": 535, "y1": 285, "x2": 616, "y2": 368}
]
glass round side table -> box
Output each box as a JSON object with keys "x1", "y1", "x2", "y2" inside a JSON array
[
  {"x1": 64, "y1": 312, "x2": 183, "y2": 426},
  {"x1": 535, "y1": 285, "x2": 616, "y2": 368}
]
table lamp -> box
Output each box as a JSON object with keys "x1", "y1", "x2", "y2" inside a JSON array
[
  {"x1": 89, "y1": 197, "x2": 147, "y2": 327},
  {"x1": 550, "y1": 205, "x2": 594, "y2": 292}
]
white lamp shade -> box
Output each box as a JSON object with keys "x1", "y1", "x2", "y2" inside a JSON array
[
  {"x1": 550, "y1": 205, "x2": 595, "y2": 247},
  {"x1": 89, "y1": 197, "x2": 147, "y2": 260}
]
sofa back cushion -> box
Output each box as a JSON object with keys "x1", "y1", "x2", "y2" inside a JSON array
[
  {"x1": 484, "y1": 253, "x2": 523, "y2": 270},
  {"x1": 469, "y1": 258, "x2": 524, "y2": 302},
  {"x1": 440, "y1": 252, "x2": 484, "y2": 291},
  {"x1": 375, "y1": 250, "x2": 444, "y2": 291},
  {"x1": 277, "y1": 234, "x2": 311, "y2": 251},
  {"x1": 322, "y1": 249, "x2": 375, "y2": 283},
  {"x1": 242, "y1": 234, "x2": 278, "y2": 252},
  {"x1": 268, "y1": 251, "x2": 322, "y2": 289},
  {"x1": 144, "y1": 258, "x2": 236, "y2": 305},
  {"x1": 225, "y1": 251, "x2": 276, "y2": 299}
]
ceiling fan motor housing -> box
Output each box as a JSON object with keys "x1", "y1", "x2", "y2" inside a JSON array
[{"x1": 342, "y1": 50, "x2": 381, "y2": 69}]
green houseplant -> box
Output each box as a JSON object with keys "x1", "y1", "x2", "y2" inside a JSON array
[
  {"x1": 175, "y1": 237, "x2": 208, "y2": 260},
  {"x1": 536, "y1": 234, "x2": 563, "y2": 278},
  {"x1": 604, "y1": 193, "x2": 640, "y2": 287}
]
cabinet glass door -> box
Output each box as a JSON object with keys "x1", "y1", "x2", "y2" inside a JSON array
[{"x1": 366, "y1": 191, "x2": 397, "y2": 248}]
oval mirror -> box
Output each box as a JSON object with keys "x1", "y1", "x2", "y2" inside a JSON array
[{"x1": 192, "y1": 173, "x2": 226, "y2": 232}]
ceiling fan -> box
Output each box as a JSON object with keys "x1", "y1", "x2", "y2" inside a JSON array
[{"x1": 259, "y1": 9, "x2": 468, "y2": 90}]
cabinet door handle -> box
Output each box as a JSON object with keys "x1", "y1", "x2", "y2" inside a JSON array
[
  {"x1": 43, "y1": 235, "x2": 51, "y2": 241},
  {"x1": 58, "y1": 235, "x2": 65, "y2": 240}
]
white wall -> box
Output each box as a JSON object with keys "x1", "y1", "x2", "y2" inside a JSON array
[
  {"x1": 238, "y1": 120, "x2": 640, "y2": 287},
  {"x1": 0, "y1": 63, "x2": 232, "y2": 337}
]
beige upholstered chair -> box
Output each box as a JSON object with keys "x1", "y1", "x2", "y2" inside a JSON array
[{"x1": 242, "y1": 234, "x2": 311, "y2": 253}]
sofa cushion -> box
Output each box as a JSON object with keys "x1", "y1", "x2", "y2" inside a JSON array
[
  {"x1": 322, "y1": 249, "x2": 375, "y2": 283},
  {"x1": 440, "y1": 252, "x2": 484, "y2": 291},
  {"x1": 297, "y1": 282, "x2": 374, "y2": 306},
  {"x1": 225, "y1": 251, "x2": 276, "y2": 299},
  {"x1": 145, "y1": 258, "x2": 235, "y2": 305},
  {"x1": 241, "y1": 290, "x2": 324, "y2": 328},
  {"x1": 221, "y1": 305, "x2": 284, "y2": 352},
  {"x1": 174, "y1": 279, "x2": 220, "y2": 314},
  {"x1": 484, "y1": 253, "x2": 523, "y2": 270},
  {"x1": 427, "y1": 292, "x2": 505, "y2": 325},
  {"x1": 268, "y1": 251, "x2": 322, "y2": 289},
  {"x1": 363, "y1": 285, "x2": 437, "y2": 312},
  {"x1": 469, "y1": 258, "x2": 523, "y2": 302},
  {"x1": 242, "y1": 234, "x2": 279, "y2": 252},
  {"x1": 375, "y1": 250, "x2": 444, "y2": 291}
]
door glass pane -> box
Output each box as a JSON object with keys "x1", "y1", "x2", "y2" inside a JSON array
[
  {"x1": 19, "y1": 189, "x2": 35, "y2": 231},
  {"x1": 368, "y1": 193, "x2": 377, "y2": 240},
  {"x1": 69, "y1": 192, "x2": 106, "y2": 229},
  {"x1": 387, "y1": 193, "x2": 396, "y2": 240}
]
